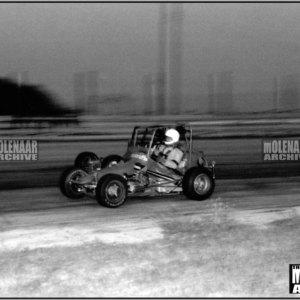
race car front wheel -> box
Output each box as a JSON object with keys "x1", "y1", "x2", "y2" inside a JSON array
[
  {"x1": 96, "y1": 174, "x2": 127, "y2": 208},
  {"x1": 182, "y1": 167, "x2": 215, "y2": 201},
  {"x1": 60, "y1": 167, "x2": 87, "y2": 199}
]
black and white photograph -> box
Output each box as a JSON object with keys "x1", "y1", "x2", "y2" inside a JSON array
[{"x1": 0, "y1": 1, "x2": 300, "y2": 297}]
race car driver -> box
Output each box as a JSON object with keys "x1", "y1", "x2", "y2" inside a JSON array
[{"x1": 152, "y1": 128, "x2": 185, "y2": 171}]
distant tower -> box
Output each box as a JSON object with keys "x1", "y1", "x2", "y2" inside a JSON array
[
  {"x1": 156, "y1": 3, "x2": 168, "y2": 115},
  {"x1": 207, "y1": 74, "x2": 216, "y2": 114},
  {"x1": 167, "y1": 3, "x2": 183, "y2": 115},
  {"x1": 273, "y1": 76, "x2": 280, "y2": 112},
  {"x1": 143, "y1": 74, "x2": 156, "y2": 115},
  {"x1": 156, "y1": 3, "x2": 184, "y2": 115},
  {"x1": 207, "y1": 71, "x2": 233, "y2": 114},
  {"x1": 279, "y1": 73, "x2": 299, "y2": 111},
  {"x1": 73, "y1": 72, "x2": 87, "y2": 112},
  {"x1": 87, "y1": 70, "x2": 99, "y2": 115}
]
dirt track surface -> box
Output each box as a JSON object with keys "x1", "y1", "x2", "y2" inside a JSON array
[{"x1": 1, "y1": 177, "x2": 300, "y2": 252}]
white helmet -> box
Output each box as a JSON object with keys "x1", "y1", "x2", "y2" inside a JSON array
[{"x1": 164, "y1": 129, "x2": 180, "y2": 145}]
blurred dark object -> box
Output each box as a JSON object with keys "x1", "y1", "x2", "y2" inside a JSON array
[{"x1": 0, "y1": 78, "x2": 71, "y2": 116}]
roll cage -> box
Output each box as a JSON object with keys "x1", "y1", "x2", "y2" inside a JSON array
[{"x1": 127, "y1": 123, "x2": 193, "y2": 169}]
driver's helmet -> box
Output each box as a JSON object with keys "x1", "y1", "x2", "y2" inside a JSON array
[{"x1": 164, "y1": 129, "x2": 180, "y2": 146}]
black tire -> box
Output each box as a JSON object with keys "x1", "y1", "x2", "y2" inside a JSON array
[
  {"x1": 74, "y1": 152, "x2": 98, "y2": 173},
  {"x1": 101, "y1": 154, "x2": 124, "y2": 169},
  {"x1": 96, "y1": 174, "x2": 127, "y2": 208},
  {"x1": 60, "y1": 167, "x2": 87, "y2": 199},
  {"x1": 182, "y1": 167, "x2": 215, "y2": 201}
]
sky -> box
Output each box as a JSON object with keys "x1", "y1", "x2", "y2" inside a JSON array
[{"x1": 1, "y1": 3, "x2": 300, "y2": 113}]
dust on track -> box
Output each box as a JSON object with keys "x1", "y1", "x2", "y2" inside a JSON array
[{"x1": 1, "y1": 177, "x2": 300, "y2": 252}]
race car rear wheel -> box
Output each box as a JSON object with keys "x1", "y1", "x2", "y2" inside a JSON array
[
  {"x1": 74, "y1": 152, "x2": 99, "y2": 173},
  {"x1": 101, "y1": 154, "x2": 124, "y2": 169},
  {"x1": 96, "y1": 174, "x2": 127, "y2": 208},
  {"x1": 60, "y1": 167, "x2": 87, "y2": 199},
  {"x1": 182, "y1": 167, "x2": 215, "y2": 201}
]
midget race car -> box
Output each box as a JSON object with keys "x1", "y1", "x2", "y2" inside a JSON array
[{"x1": 60, "y1": 123, "x2": 216, "y2": 208}]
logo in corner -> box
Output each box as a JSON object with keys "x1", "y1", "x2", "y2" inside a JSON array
[
  {"x1": 262, "y1": 139, "x2": 300, "y2": 161},
  {"x1": 290, "y1": 264, "x2": 300, "y2": 294},
  {"x1": 0, "y1": 140, "x2": 38, "y2": 161}
]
